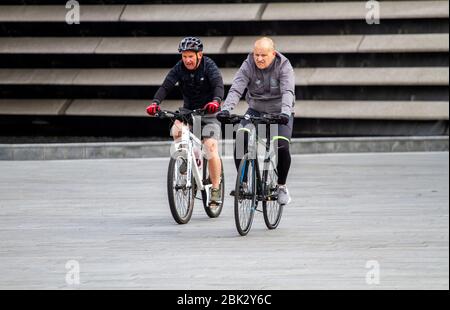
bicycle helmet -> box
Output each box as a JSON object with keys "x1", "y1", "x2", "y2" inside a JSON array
[{"x1": 178, "y1": 37, "x2": 203, "y2": 53}]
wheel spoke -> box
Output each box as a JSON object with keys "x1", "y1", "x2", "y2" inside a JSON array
[
  {"x1": 173, "y1": 157, "x2": 192, "y2": 219},
  {"x1": 235, "y1": 159, "x2": 256, "y2": 234},
  {"x1": 263, "y1": 165, "x2": 283, "y2": 229}
]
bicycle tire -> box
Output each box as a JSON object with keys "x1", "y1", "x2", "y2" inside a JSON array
[
  {"x1": 234, "y1": 155, "x2": 257, "y2": 236},
  {"x1": 262, "y1": 161, "x2": 283, "y2": 229},
  {"x1": 202, "y1": 158, "x2": 225, "y2": 218},
  {"x1": 167, "y1": 156, "x2": 195, "y2": 224}
]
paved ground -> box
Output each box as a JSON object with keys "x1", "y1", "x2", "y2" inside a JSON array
[{"x1": 0, "y1": 152, "x2": 448, "y2": 290}]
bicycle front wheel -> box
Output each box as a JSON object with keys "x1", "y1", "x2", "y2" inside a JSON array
[
  {"x1": 262, "y1": 161, "x2": 283, "y2": 229},
  {"x1": 167, "y1": 156, "x2": 195, "y2": 224},
  {"x1": 202, "y1": 158, "x2": 225, "y2": 218},
  {"x1": 234, "y1": 155, "x2": 257, "y2": 236}
]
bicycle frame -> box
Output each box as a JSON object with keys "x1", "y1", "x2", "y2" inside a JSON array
[
  {"x1": 172, "y1": 116, "x2": 212, "y2": 195},
  {"x1": 245, "y1": 126, "x2": 279, "y2": 202}
]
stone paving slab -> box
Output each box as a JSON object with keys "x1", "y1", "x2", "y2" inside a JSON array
[{"x1": 0, "y1": 152, "x2": 447, "y2": 289}]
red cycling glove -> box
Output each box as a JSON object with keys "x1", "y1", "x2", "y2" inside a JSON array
[
  {"x1": 204, "y1": 101, "x2": 220, "y2": 114},
  {"x1": 146, "y1": 102, "x2": 161, "y2": 116}
]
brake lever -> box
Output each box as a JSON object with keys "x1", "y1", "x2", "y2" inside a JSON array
[
  {"x1": 155, "y1": 111, "x2": 165, "y2": 118},
  {"x1": 262, "y1": 114, "x2": 281, "y2": 124},
  {"x1": 228, "y1": 115, "x2": 242, "y2": 124},
  {"x1": 193, "y1": 108, "x2": 208, "y2": 116}
]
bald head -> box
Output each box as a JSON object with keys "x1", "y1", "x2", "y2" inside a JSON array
[
  {"x1": 254, "y1": 37, "x2": 275, "y2": 51},
  {"x1": 253, "y1": 37, "x2": 277, "y2": 69}
]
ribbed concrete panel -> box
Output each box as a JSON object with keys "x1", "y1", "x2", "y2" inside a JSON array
[
  {"x1": 298, "y1": 68, "x2": 450, "y2": 86},
  {"x1": 0, "y1": 99, "x2": 67, "y2": 115},
  {"x1": 262, "y1": 1, "x2": 450, "y2": 21},
  {"x1": 228, "y1": 35, "x2": 363, "y2": 54},
  {"x1": 0, "y1": 38, "x2": 102, "y2": 54},
  {"x1": 66, "y1": 99, "x2": 149, "y2": 116},
  {"x1": 380, "y1": 0, "x2": 449, "y2": 19},
  {"x1": 0, "y1": 68, "x2": 448, "y2": 86},
  {"x1": 0, "y1": 69, "x2": 79, "y2": 85},
  {"x1": 0, "y1": 5, "x2": 125, "y2": 22},
  {"x1": 95, "y1": 37, "x2": 228, "y2": 54},
  {"x1": 296, "y1": 100, "x2": 450, "y2": 120},
  {"x1": 227, "y1": 68, "x2": 450, "y2": 87},
  {"x1": 67, "y1": 100, "x2": 221, "y2": 117},
  {"x1": 54, "y1": 99, "x2": 450, "y2": 120},
  {"x1": 72, "y1": 69, "x2": 168, "y2": 85},
  {"x1": 121, "y1": 4, "x2": 262, "y2": 22},
  {"x1": 1, "y1": 35, "x2": 447, "y2": 55},
  {"x1": 0, "y1": 69, "x2": 172, "y2": 85},
  {"x1": 358, "y1": 34, "x2": 450, "y2": 53},
  {"x1": 1, "y1": 2, "x2": 447, "y2": 22},
  {"x1": 229, "y1": 34, "x2": 450, "y2": 54}
]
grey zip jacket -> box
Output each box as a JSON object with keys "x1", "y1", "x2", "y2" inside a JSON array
[{"x1": 222, "y1": 51, "x2": 295, "y2": 115}]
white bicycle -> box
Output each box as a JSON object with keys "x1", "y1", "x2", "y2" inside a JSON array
[{"x1": 156, "y1": 108, "x2": 225, "y2": 224}]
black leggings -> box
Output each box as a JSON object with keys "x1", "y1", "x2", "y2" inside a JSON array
[{"x1": 233, "y1": 109, "x2": 293, "y2": 185}]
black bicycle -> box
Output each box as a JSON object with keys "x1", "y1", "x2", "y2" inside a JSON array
[
  {"x1": 155, "y1": 108, "x2": 225, "y2": 224},
  {"x1": 222, "y1": 113, "x2": 285, "y2": 236}
]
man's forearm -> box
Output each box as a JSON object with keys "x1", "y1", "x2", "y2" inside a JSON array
[
  {"x1": 222, "y1": 89, "x2": 242, "y2": 111},
  {"x1": 211, "y1": 77, "x2": 225, "y2": 103},
  {"x1": 281, "y1": 91, "x2": 295, "y2": 115},
  {"x1": 153, "y1": 79, "x2": 175, "y2": 104}
]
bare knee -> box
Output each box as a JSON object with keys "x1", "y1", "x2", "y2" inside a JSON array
[
  {"x1": 203, "y1": 138, "x2": 219, "y2": 159},
  {"x1": 171, "y1": 120, "x2": 184, "y2": 140}
]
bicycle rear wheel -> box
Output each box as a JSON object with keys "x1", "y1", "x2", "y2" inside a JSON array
[
  {"x1": 167, "y1": 156, "x2": 195, "y2": 224},
  {"x1": 202, "y1": 158, "x2": 225, "y2": 218},
  {"x1": 234, "y1": 155, "x2": 257, "y2": 236},
  {"x1": 262, "y1": 161, "x2": 283, "y2": 229}
]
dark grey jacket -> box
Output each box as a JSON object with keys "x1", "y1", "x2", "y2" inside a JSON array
[{"x1": 222, "y1": 52, "x2": 295, "y2": 115}]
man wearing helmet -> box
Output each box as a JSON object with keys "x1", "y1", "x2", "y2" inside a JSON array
[{"x1": 146, "y1": 37, "x2": 224, "y2": 207}]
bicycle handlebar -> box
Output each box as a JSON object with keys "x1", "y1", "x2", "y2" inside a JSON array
[
  {"x1": 225, "y1": 113, "x2": 284, "y2": 125},
  {"x1": 154, "y1": 108, "x2": 207, "y2": 121},
  {"x1": 154, "y1": 109, "x2": 283, "y2": 125}
]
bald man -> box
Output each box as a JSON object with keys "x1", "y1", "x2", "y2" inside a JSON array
[{"x1": 217, "y1": 37, "x2": 295, "y2": 205}]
